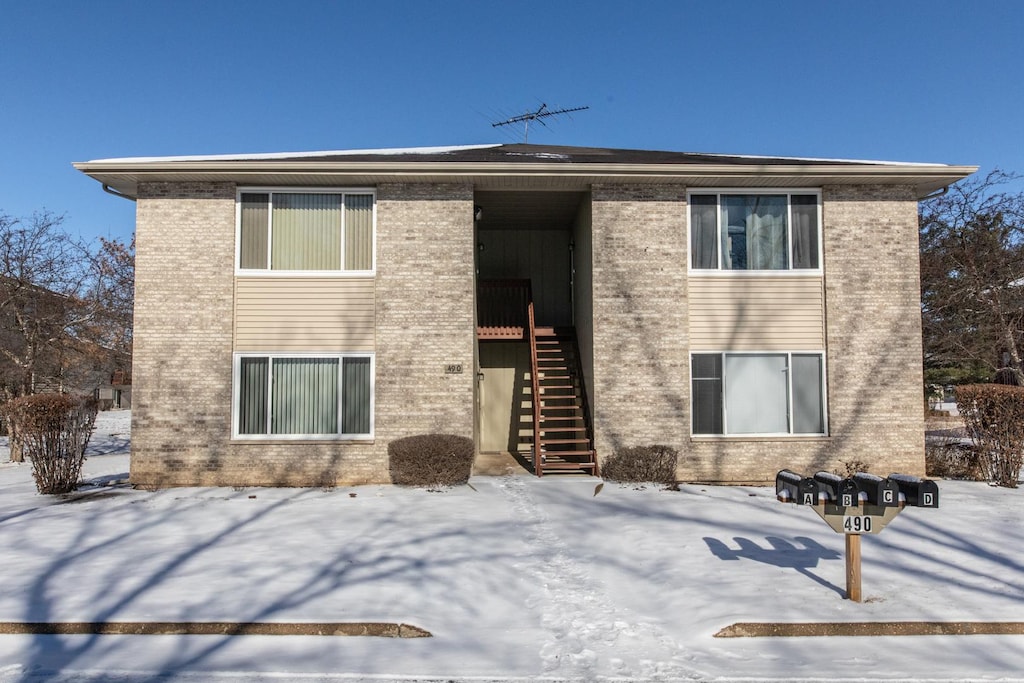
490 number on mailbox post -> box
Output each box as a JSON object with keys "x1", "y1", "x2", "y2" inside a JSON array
[{"x1": 843, "y1": 515, "x2": 873, "y2": 534}]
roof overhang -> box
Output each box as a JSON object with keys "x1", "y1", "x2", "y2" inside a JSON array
[{"x1": 73, "y1": 146, "x2": 978, "y2": 200}]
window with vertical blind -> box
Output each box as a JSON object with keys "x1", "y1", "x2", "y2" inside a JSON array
[
  {"x1": 233, "y1": 354, "x2": 373, "y2": 439},
  {"x1": 689, "y1": 192, "x2": 820, "y2": 271},
  {"x1": 238, "y1": 190, "x2": 375, "y2": 272},
  {"x1": 691, "y1": 352, "x2": 826, "y2": 436}
]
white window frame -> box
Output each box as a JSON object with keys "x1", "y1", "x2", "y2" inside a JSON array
[
  {"x1": 231, "y1": 352, "x2": 375, "y2": 441},
  {"x1": 690, "y1": 350, "x2": 828, "y2": 437},
  {"x1": 235, "y1": 187, "x2": 377, "y2": 277},
  {"x1": 687, "y1": 189, "x2": 823, "y2": 275}
]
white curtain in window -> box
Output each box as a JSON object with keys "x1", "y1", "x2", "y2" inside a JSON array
[
  {"x1": 746, "y1": 196, "x2": 788, "y2": 270},
  {"x1": 690, "y1": 195, "x2": 719, "y2": 269},
  {"x1": 722, "y1": 196, "x2": 787, "y2": 270},
  {"x1": 272, "y1": 194, "x2": 342, "y2": 270},
  {"x1": 725, "y1": 354, "x2": 789, "y2": 434},
  {"x1": 791, "y1": 195, "x2": 819, "y2": 269}
]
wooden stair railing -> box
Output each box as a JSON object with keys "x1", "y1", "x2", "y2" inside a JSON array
[
  {"x1": 477, "y1": 279, "x2": 531, "y2": 340},
  {"x1": 530, "y1": 326, "x2": 598, "y2": 477},
  {"x1": 479, "y1": 278, "x2": 596, "y2": 476},
  {"x1": 527, "y1": 298, "x2": 542, "y2": 476}
]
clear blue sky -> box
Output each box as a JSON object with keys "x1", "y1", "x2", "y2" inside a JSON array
[{"x1": 2, "y1": 0, "x2": 1022, "y2": 245}]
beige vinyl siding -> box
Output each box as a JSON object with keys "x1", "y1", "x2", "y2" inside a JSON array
[
  {"x1": 476, "y1": 229, "x2": 572, "y2": 327},
  {"x1": 689, "y1": 275, "x2": 824, "y2": 350},
  {"x1": 235, "y1": 277, "x2": 374, "y2": 352}
]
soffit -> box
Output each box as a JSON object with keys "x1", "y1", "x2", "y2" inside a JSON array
[
  {"x1": 74, "y1": 153, "x2": 978, "y2": 199},
  {"x1": 475, "y1": 191, "x2": 585, "y2": 232}
]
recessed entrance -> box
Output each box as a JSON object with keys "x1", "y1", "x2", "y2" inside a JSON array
[{"x1": 473, "y1": 190, "x2": 596, "y2": 475}]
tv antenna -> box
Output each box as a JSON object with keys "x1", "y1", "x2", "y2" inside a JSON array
[{"x1": 492, "y1": 103, "x2": 589, "y2": 143}]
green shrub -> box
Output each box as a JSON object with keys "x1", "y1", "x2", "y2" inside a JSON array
[
  {"x1": 388, "y1": 434, "x2": 474, "y2": 488},
  {"x1": 601, "y1": 445, "x2": 678, "y2": 485},
  {"x1": 957, "y1": 384, "x2": 1024, "y2": 488},
  {"x1": 3, "y1": 393, "x2": 98, "y2": 494}
]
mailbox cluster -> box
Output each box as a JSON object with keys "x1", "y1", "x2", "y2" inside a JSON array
[
  {"x1": 776, "y1": 469, "x2": 939, "y2": 509},
  {"x1": 775, "y1": 468, "x2": 939, "y2": 602}
]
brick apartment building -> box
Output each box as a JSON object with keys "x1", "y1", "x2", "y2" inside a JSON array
[{"x1": 75, "y1": 144, "x2": 975, "y2": 487}]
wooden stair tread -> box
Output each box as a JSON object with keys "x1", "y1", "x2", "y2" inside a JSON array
[
  {"x1": 540, "y1": 447, "x2": 595, "y2": 454},
  {"x1": 528, "y1": 321, "x2": 597, "y2": 478}
]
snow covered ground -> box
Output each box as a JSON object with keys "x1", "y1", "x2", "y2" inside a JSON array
[{"x1": 0, "y1": 411, "x2": 1022, "y2": 682}]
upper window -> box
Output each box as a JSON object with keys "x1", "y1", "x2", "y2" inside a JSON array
[
  {"x1": 238, "y1": 191, "x2": 375, "y2": 272},
  {"x1": 690, "y1": 193, "x2": 820, "y2": 271},
  {"x1": 691, "y1": 352, "x2": 826, "y2": 436}
]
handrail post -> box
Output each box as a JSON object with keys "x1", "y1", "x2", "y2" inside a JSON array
[{"x1": 527, "y1": 292, "x2": 542, "y2": 477}]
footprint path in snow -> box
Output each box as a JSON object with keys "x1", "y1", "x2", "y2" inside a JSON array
[{"x1": 496, "y1": 475, "x2": 705, "y2": 681}]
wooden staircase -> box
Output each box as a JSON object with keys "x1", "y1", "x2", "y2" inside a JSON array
[{"x1": 528, "y1": 324, "x2": 598, "y2": 477}]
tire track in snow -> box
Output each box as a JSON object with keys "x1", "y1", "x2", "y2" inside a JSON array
[{"x1": 496, "y1": 475, "x2": 704, "y2": 681}]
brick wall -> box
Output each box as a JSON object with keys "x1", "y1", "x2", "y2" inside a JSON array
[
  {"x1": 130, "y1": 182, "x2": 237, "y2": 486},
  {"x1": 686, "y1": 185, "x2": 925, "y2": 481},
  {"x1": 588, "y1": 183, "x2": 926, "y2": 483},
  {"x1": 131, "y1": 181, "x2": 476, "y2": 487},
  {"x1": 131, "y1": 179, "x2": 924, "y2": 487},
  {"x1": 589, "y1": 184, "x2": 691, "y2": 460},
  {"x1": 374, "y1": 183, "x2": 476, "y2": 456}
]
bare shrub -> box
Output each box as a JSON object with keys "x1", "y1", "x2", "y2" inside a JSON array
[
  {"x1": 925, "y1": 434, "x2": 985, "y2": 480},
  {"x1": 957, "y1": 384, "x2": 1024, "y2": 488},
  {"x1": 3, "y1": 393, "x2": 98, "y2": 494},
  {"x1": 833, "y1": 459, "x2": 872, "y2": 477},
  {"x1": 388, "y1": 434, "x2": 474, "y2": 488},
  {"x1": 601, "y1": 445, "x2": 678, "y2": 485}
]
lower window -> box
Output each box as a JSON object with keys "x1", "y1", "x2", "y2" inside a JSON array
[
  {"x1": 234, "y1": 354, "x2": 373, "y2": 439},
  {"x1": 691, "y1": 352, "x2": 825, "y2": 436}
]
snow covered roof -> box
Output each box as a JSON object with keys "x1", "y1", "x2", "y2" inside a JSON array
[{"x1": 74, "y1": 144, "x2": 977, "y2": 199}]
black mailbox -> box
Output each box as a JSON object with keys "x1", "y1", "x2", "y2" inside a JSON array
[
  {"x1": 776, "y1": 469, "x2": 819, "y2": 505},
  {"x1": 813, "y1": 471, "x2": 860, "y2": 508},
  {"x1": 888, "y1": 473, "x2": 940, "y2": 508},
  {"x1": 853, "y1": 472, "x2": 900, "y2": 507}
]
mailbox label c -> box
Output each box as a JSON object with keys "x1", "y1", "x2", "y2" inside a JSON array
[{"x1": 843, "y1": 516, "x2": 873, "y2": 534}]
